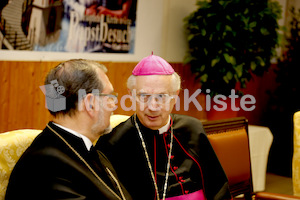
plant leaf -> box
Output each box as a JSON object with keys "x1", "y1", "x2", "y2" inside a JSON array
[
  {"x1": 226, "y1": 71, "x2": 233, "y2": 80},
  {"x1": 183, "y1": 55, "x2": 195, "y2": 64},
  {"x1": 250, "y1": 61, "x2": 256, "y2": 71},
  {"x1": 187, "y1": 34, "x2": 194, "y2": 41},
  {"x1": 224, "y1": 53, "x2": 236, "y2": 65},
  {"x1": 225, "y1": 25, "x2": 232, "y2": 32},
  {"x1": 256, "y1": 56, "x2": 266, "y2": 67},
  {"x1": 201, "y1": 29, "x2": 206, "y2": 36},
  {"x1": 200, "y1": 65, "x2": 205, "y2": 72},
  {"x1": 242, "y1": 16, "x2": 250, "y2": 26},
  {"x1": 234, "y1": 64, "x2": 243, "y2": 77},
  {"x1": 211, "y1": 58, "x2": 220, "y2": 67},
  {"x1": 224, "y1": 42, "x2": 233, "y2": 48},
  {"x1": 223, "y1": 76, "x2": 229, "y2": 84},
  {"x1": 200, "y1": 74, "x2": 208, "y2": 83},
  {"x1": 260, "y1": 27, "x2": 270, "y2": 35},
  {"x1": 249, "y1": 21, "x2": 257, "y2": 28},
  {"x1": 216, "y1": 22, "x2": 222, "y2": 31}
]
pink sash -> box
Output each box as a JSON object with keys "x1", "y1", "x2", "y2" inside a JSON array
[{"x1": 165, "y1": 190, "x2": 205, "y2": 200}]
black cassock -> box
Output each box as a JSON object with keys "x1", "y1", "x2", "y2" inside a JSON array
[
  {"x1": 5, "y1": 122, "x2": 131, "y2": 200},
  {"x1": 96, "y1": 114, "x2": 232, "y2": 200}
]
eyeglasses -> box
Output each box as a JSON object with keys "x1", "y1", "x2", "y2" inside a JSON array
[
  {"x1": 99, "y1": 92, "x2": 118, "y2": 103},
  {"x1": 136, "y1": 93, "x2": 175, "y2": 104}
]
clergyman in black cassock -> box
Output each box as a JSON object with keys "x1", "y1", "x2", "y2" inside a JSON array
[
  {"x1": 96, "y1": 114, "x2": 231, "y2": 200},
  {"x1": 6, "y1": 122, "x2": 131, "y2": 200},
  {"x1": 5, "y1": 59, "x2": 132, "y2": 200},
  {"x1": 96, "y1": 54, "x2": 232, "y2": 200}
]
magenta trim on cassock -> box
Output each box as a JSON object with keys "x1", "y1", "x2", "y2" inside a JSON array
[{"x1": 165, "y1": 190, "x2": 205, "y2": 200}]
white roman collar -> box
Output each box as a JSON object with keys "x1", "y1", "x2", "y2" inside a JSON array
[
  {"x1": 158, "y1": 115, "x2": 171, "y2": 134},
  {"x1": 52, "y1": 122, "x2": 93, "y2": 151}
]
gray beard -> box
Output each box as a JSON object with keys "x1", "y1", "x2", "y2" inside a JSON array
[{"x1": 101, "y1": 125, "x2": 112, "y2": 136}]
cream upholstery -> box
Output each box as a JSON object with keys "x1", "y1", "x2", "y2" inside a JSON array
[
  {"x1": 110, "y1": 114, "x2": 130, "y2": 128},
  {"x1": 293, "y1": 111, "x2": 300, "y2": 196},
  {"x1": 0, "y1": 129, "x2": 42, "y2": 200}
]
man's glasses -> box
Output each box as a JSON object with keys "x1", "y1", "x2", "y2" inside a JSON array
[
  {"x1": 136, "y1": 93, "x2": 175, "y2": 104},
  {"x1": 99, "y1": 92, "x2": 118, "y2": 103}
]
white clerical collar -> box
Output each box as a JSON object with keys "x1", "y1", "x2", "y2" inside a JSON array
[
  {"x1": 158, "y1": 115, "x2": 171, "y2": 134},
  {"x1": 52, "y1": 122, "x2": 93, "y2": 151}
]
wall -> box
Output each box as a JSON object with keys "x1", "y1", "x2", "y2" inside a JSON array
[
  {"x1": 0, "y1": 0, "x2": 289, "y2": 132},
  {"x1": 0, "y1": 61, "x2": 206, "y2": 132}
]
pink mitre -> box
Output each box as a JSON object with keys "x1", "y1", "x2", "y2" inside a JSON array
[{"x1": 132, "y1": 53, "x2": 175, "y2": 76}]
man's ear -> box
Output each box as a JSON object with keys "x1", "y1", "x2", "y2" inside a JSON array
[
  {"x1": 83, "y1": 93, "x2": 95, "y2": 114},
  {"x1": 174, "y1": 89, "x2": 180, "y2": 104}
]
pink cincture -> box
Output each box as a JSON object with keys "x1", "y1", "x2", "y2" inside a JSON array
[{"x1": 165, "y1": 190, "x2": 205, "y2": 200}]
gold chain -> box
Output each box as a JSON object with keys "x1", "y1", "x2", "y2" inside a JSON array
[{"x1": 133, "y1": 114, "x2": 173, "y2": 200}]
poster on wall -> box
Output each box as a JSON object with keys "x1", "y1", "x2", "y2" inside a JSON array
[{"x1": 0, "y1": 0, "x2": 137, "y2": 53}]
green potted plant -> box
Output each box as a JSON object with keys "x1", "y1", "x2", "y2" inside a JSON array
[{"x1": 183, "y1": 0, "x2": 282, "y2": 97}]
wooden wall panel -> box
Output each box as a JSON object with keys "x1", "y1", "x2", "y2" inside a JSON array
[
  {"x1": 0, "y1": 61, "x2": 206, "y2": 133},
  {"x1": 105, "y1": 62, "x2": 136, "y2": 117},
  {"x1": 0, "y1": 61, "x2": 59, "y2": 132}
]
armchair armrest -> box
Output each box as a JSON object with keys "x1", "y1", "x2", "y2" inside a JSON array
[{"x1": 255, "y1": 192, "x2": 300, "y2": 200}]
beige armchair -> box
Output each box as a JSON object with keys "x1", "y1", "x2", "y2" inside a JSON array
[
  {"x1": 0, "y1": 129, "x2": 42, "y2": 200},
  {"x1": 293, "y1": 111, "x2": 300, "y2": 196},
  {"x1": 109, "y1": 114, "x2": 130, "y2": 128}
]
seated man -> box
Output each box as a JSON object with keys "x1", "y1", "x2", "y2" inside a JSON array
[
  {"x1": 5, "y1": 59, "x2": 132, "y2": 200},
  {"x1": 96, "y1": 54, "x2": 232, "y2": 200}
]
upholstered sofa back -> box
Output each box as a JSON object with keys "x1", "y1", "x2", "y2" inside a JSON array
[{"x1": 0, "y1": 129, "x2": 42, "y2": 200}]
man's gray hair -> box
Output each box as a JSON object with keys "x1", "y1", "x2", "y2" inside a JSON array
[
  {"x1": 127, "y1": 72, "x2": 181, "y2": 92},
  {"x1": 45, "y1": 59, "x2": 107, "y2": 117}
]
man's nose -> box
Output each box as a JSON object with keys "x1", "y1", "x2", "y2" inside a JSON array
[{"x1": 147, "y1": 97, "x2": 161, "y2": 111}]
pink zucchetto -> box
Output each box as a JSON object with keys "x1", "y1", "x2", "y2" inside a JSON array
[{"x1": 132, "y1": 54, "x2": 175, "y2": 76}]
